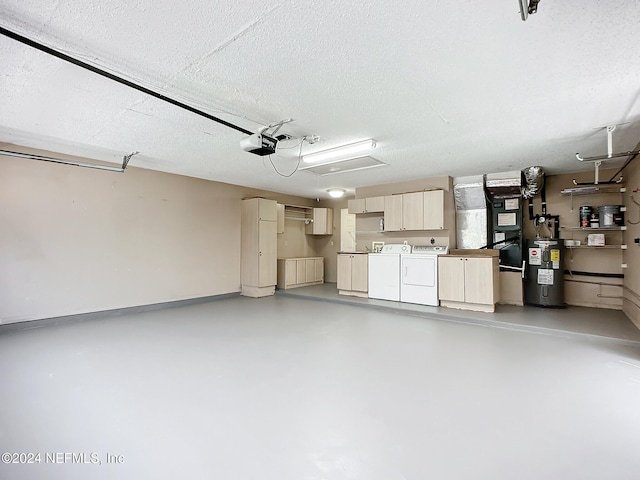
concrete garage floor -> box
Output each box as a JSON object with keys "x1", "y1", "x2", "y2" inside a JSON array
[
  {"x1": 1, "y1": 294, "x2": 640, "y2": 480},
  {"x1": 278, "y1": 283, "x2": 640, "y2": 346}
]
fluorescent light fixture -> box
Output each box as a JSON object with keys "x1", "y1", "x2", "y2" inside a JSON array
[
  {"x1": 299, "y1": 155, "x2": 387, "y2": 176},
  {"x1": 327, "y1": 188, "x2": 345, "y2": 198},
  {"x1": 302, "y1": 139, "x2": 376, "y2": 164}
]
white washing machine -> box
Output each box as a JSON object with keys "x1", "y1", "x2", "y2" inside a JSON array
[
  {"x1": 368, "y1": 244, "x2": 412, "y2": 301},
  {"x1": 400, "y1": 245, "x2": 449, "y2": 306}
]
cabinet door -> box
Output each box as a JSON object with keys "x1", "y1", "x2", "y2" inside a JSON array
[
  {"x1": 402, "y1": 192, "x2": 424, "y2": 230},
  {"x1": 384, "y1": 195, "x2": 403, "y2": 231},
  {"x1": 285, "y1": 259, "x2": 297, "y2": 286},
  {"x1": 314, "y1": 208, "x2": 327, "y2": 234},
  {"x1": 314, "y1": 258, "x2": 324, "y2": 282},
  {"x1": 365, "y1": 196, "x2": 385, "y2": 213},
  {"x1": 423, "y1": 190, "x2": 444, "y2": 230},
  {"x1": 438, "y1": 256, "x2": 465, "y2": 302},
  {"x1": 337, "y1": 254, "x2": 352, "y2": 290},
  {"x1": 464, "y1": 258, "x2": 494, "y2": 304},
  {"x1": 258, "y1": 220, "x2": 277, "y2": 286},
  {"x1": 340, "y1": 208, "x2": 356, "y2": 252},
  {"x1": 319, "y1": 208, "x2": 334, "y2": 234},
  {"x1": 304, "y1": 259, "x2": 316, "y2": 283},
  {"x1": 258, "y1": 199, "x2": 277, "y2": 222},
  {"x1": 296, "y1": 259, "x2": 307, "y2": 284},
  {"x1": 306, "y1": 208, "x2": 333, "y2": 235},
  {"x1": 351, "y1": 255, "x2": 369, "y2": 292},
  {"x1": 348, "y1": 198, "x2": 366, "y2": 214},
  {"x1": 276, "y1": 203, "x2": 285, "y2": 234}
]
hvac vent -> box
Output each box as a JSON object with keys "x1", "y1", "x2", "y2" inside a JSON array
[{"x1": 299, "y1": 156, "x2": 386, "y2": 176}]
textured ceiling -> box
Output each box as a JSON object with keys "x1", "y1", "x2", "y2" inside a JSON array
[{"x1": 1, "y1": 0, "x2": 640, "y2": 198}]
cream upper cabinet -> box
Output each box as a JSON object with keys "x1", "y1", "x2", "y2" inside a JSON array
[
  {"x1": 365, "y1": 196, "x2": 385, "y2": 213},
  {"x1": 348, "y1": 196, "x2": 385, "y2": 214},
  {"x1": 423, "y1": 190, "x2": 444, "y2": 230},
  {"x1": 241, "y1": 198, "x2": 277, "y2": 297},
  {"x1": 385, "y1": 190, "x2": 444, "y2": 231},
  {"x1": 402, "y1": 192, "x2": 424, "y2": 231},
  {"x1": 258, "y1": 198, "x2": 277, "y2": 221},
  {"x1": 348, "y1": 198, "x2": 366, "y2": 214},
  {"x1": 384, "y1": 195, "x2": 404, "y2": 231},
  {"x1": 306, "y1": 208, "x2": 334, "y2": 235}
]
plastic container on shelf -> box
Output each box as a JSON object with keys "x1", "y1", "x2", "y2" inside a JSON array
[{"x1": 598, "y1": 205, "x2": 624, "y2": 227}]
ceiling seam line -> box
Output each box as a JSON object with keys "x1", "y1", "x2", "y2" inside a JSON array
[{"x1": 0, "y1": 25, "x2": 254, "y2": 136}]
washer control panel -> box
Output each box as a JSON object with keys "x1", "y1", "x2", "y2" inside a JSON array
[{"x1": 412, "y1": 245, "x2": 448, "y2": 254}]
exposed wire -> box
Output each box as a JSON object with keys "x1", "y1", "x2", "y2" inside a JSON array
[
  {"x1": 264, "y1": 135, "x2": 320, "y2": 177},
  {"x1": 265, "y1": 137, "x2": 305, "y2": 178}
]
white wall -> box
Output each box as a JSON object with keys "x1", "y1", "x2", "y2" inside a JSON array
[
  {"x1": 623, "y1": 157, "x2": 640, "y2": 327},
  {"x1": 0, "y1": 147, "x2": 318, "y2": 323}
]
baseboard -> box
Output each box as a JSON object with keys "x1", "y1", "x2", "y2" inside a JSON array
[
  {"x1": 0, "y1": 293, "x2": 240, "y2": 333},
  {"x1": 622, "y1": 297, "x2": 640, "y2": 330}
]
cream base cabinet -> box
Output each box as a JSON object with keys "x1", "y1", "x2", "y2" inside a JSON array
[
  {"x1": 241, "y1": 198, "x2": 277, "y2": 297},
  {"x1": 438, "y1": 256, "x2": 500, "y2": 312},
  {"x1": 337, "y1": 253, "x2": 368, "y2": 297},
  {"x1": 277, "y1": 257, "x2": 324, "y2": 289}
]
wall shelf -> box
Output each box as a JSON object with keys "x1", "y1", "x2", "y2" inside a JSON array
[
  {"x1": 560, "y1": 187, "x2": 626, "y2": 196},
  {"x1": 566, "y1": 245, "x2": 627, "y2": 250},
  {"x1": 560, "y1": 226, "x2": 627, "y2": 231}
]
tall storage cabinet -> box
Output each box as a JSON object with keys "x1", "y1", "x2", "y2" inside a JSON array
[{"x1": 241, "y1": 198, "x2": 277, "y2": 297}]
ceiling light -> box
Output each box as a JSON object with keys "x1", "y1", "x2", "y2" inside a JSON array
[
  {"x1": 327, "y1": 188, "x2": 346, "y2": 198},
  {"x1": 303, "y1": 139, "x2": 377, "y2": 164}
]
